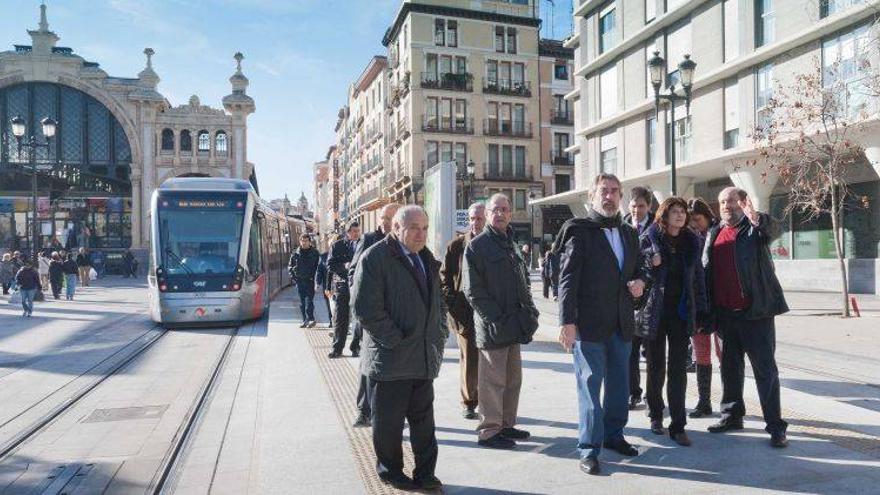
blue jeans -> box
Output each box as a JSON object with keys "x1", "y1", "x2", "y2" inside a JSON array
[
  {"x1": 21, "y1": 288, "x2": 36, "y2": 315},
  {"x1": 296, "y1": 279, "x2": 315, "y2": 322},
  {"x1": 572, "y1": 331, "x2": 632, "y2": 459},
  {"x1": 65, "y1": 274, "x2": 77, "y2": 299}
]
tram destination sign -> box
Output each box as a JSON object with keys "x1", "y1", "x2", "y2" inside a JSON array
[{"x1": 160, "y1": 197, "x2": 244, "y2": 209}]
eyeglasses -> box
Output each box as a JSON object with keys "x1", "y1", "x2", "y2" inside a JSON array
[{"x1": 490, "y1": 207, "x2": 511, "y2": 213}]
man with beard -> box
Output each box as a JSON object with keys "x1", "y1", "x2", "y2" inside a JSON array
[{"x1": 557, "y1": 174, "x2": 647, "y2": 475}]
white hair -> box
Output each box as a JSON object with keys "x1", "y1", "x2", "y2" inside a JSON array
[
  {"x1": 380, "y1": 202, "x2": 401, "y2": 217},
  {"x1": 392, "y1": 205, "x2": 427, "y2": 228},
  {"x1": 467, "y1": 202, "x2": 485, "y2": 215}
]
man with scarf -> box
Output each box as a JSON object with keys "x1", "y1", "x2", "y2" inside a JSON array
[{"x1": 557, "y1": 174, "x2": 647, "y2": 475}]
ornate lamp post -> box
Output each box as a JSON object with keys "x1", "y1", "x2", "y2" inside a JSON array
[
  {"x1": 457, "y1": 159, "x2": 476, "y2": 208},
  {"x1": 11, "y1": 115, "x2": 57, "y2": 262},
  {"x1": 647, "y1": 51, "x2": 696, "y2": 196}
]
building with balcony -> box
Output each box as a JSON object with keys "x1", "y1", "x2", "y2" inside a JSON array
[{"x1": 533, "y1": 0, "x2": 880, "y2": 293}]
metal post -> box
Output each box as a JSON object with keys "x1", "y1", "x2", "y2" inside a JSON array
[{"x1": 669, "y1": 96, "x2": 677, "y2": 197}]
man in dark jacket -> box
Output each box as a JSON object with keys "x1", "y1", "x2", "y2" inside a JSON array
[
  {"x1": 352, "y1": 205, "x2": 446, "y2": 491},
  {"x1": 440, "y1": 202, "x2": 485, "y2": 420},
  {"x1": 327, "y1": 221, "x2": 361, "y2": 358},
  {"x1": 623, "y1": 186, "x2": 654, "y2": 410},
  {"x1": 289, "y1": 234, "x2": 320, "y2": 328},
  {"x1": 350, "y1": 202, "x2": 399, "y2": 428},
  {"x1": 463, "y1": 194, "x2": 539, "y2": 450},
  {"x1": 557, "y1": 174, "x2": 647, "y2": 475},
  {"x1": 15, "y1": 260, "x2": 41, "y2": 317},
  {"x1": 704, "y1": 187, "x2": 789, "y2": 448},
  {"x1": 316, "y1": 248, "x2": 331, "y2": 323}
]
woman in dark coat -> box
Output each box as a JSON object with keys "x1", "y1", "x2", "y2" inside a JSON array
[
  {"x1": 635, "y1": 197, "x2": 707, "y2": 447},
  {"x1": 48, "y1": 252, "x2": 65, "y2": 300}
]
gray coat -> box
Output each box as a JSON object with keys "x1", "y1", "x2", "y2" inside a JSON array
[
  {"x1": 462, "y1": 226, "x2": 540, "y2": 350},
  {"x1": 352, "y1": 236, "x2": 448, "y2": 382},
  {"x1": 0, "y1": 260, "x2": 14, "y2": 285}
]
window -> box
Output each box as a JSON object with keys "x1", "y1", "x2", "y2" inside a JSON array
[
  {"x1": 756, "y1": 63, "x2": 774, "y2": 131},
  {"x1": 247, "y1": 215, "x2": 263, "y2": 276},
  {"x1": 821, "y1": 0, "x2": 864, "y2": 18},
  {"x1": 455, "y1": 99, "x2": 468, "y2": 129},
  {"x1": 455, "y1": 56, "x2": 467, "y2": 74},
  {"x1": 180, "y1": 129, "x2": 192, "y2": 152},
  {"x1": 495, "y1": 27, "x2": 505, "y2": 52},
  {"x1": 514, "y1": 190, "x2": 527, "y2": 211},
  {"x1": 197, "y1": 130, "x2": 211, "y2": 152},
  {"x1": 447, "y1": 20, "x2": 458, "y2": 47},
  {"x1": 215, "y1": 131, "x2": 228, "y2": 156},
  {"x1": 440, "y1": 142, "x2": 453, "y2": 163},
  {"x1": 666, "y1": 21, "x2": 692, "y2": 87},
  {"x1": 487, "y1": 60, "x2": 498, "y2": 86},
  {"x1": 426, "y1": 141, "x2": 439, "y2": 167},
  {"x1": 161, "y1": 128, "x2": 174, "y2": 151},
  {"x1": 426, "y1": 54, "x2": 438, "y2": 81},
  {"x1": 723, "y1": 0, "x2": 739, "y2": 62},
  {"x1": 600, "y1": 131, "x2": 617, "y2": 174},
  {"x1": 514, "y1": 146, "x2": 526, "y2": 177},
  {"x1": 646, "y1": 0, "x2": 656, "y2": 22},
  {"x1": 513, "y1": 104, "x2": 526, "y2": 133},
  {"x1": 487, "y1": 102, "x2": 499, "y2": 133},
  {"x1": 755, "y1": 0, "x2": 775, "y2": 48},
  {"x1": 665, "y1": 108, "x2": 692, "y2": 164},
  {"x1": 513, "y1": 63, "x2": 525, "y2": 86},
  {"x1": 426, "y1": 97, "x2": 438, "y2": 127},
  {"x1": 555, "y1": 174, "x2": 572, "y2": 194},
  {"x1": 440, "y1": 98, "x2": 452, "y2": 129},
  {"x1": 554, "y1": 63, "x2": 568, "y2": 80},
  {"x1": 434, "y1": 19, "x2": 445, "y2": 46},
  {"x1": 554, "y1": 133, "x2": 570, "y2": 155},
  {"x1": 724, "y1": 79, "x2": 739, "y2": 149},
  {"x1": 599, "y1": 3, "x2": 617, "y2": 54},
  {"x1": 455, "y1": 143, "x2": 467, "y2": 167},
  {"x1": 646, "y1": 116, "x2": 657, "y2": 169},
  {"x1": 822, "y1": 24, "x2": 872, "y2": 118},
  {"x1": 488, "y1": 144, "x2": 500, "y2": 176},
  {"x1": 507, "y1": 27, "x2": 518, "y2": 54},
  {"x1": 502, "y1": 145, "x2": 513, "y2": 176},
  {"x1": 600, "y1": 64, "x2": 618, "y2": 119}
]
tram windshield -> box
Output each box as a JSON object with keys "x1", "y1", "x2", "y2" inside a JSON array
[{"x1": 157, "y1": 194, "x2": 246, "y2": 276}]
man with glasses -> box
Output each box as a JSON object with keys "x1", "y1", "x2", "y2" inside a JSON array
[{"x1": 462, "y1": 194, "x2": 540, "y2": 449}]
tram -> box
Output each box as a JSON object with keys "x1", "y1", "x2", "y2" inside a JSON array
[{"x1": 147, "y1": 178, "x2": 303, "y2": 327}]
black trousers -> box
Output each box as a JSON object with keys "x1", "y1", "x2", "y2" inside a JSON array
[
  {"x1": 718, "y1": 315, "x2": 787, "y2": 434},
  {"x1": 357, "y1": 373, "x2": 372, "y2": 416},
  {"x1": 645, "y1": 315, "x2": 689, "y2": 434},
  {"x1": 629, "y1": 336, "x2": 644, "y2": 399},
  {"x1": 331, "y1": 291, "x2": 359, "y2": 353},
  {"x1": 50, "y1": 278, "x2": 62, "y2": 299},
  {"x1": 370, "y1": 378, "x2": 438, "y2": 481}
]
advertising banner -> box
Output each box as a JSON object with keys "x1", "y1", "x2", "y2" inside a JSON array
[{"x1": 423, "y1": 161, "x2": 456, "y2": 256}]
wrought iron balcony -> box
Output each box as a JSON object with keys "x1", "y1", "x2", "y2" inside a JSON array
[
  {"x1": 420, "y1": 72, "x2": 474, "y2": 92},
  {"x1": 483, "y1": 79, "x2": 532, "y2": 97},
  {"x1": 550, "y1": 110, "x2": 574, "y2": 125},
  {"x1": 551, "y1": 150, "x2": 574, "y2": 166},
  {"x1": 483, "y1": 120, "x2": 533, "y2": 138},
  {"x1": 482, "y1": 168, "x2": 534, "y2": 183},
  {"x1": 422, "y1": 117, "x2": 475, "y2": 135}
]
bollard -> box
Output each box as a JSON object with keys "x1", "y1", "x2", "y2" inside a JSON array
[{"x1": 850, "y1": 296, "x2": 861, "y2": 318}]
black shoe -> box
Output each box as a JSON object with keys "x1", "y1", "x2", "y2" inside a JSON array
[
  {"x1": 299, "y1": 321, "x2": 308, "y2": 328},
  {"x1": 327, "y1": 350, "x2": 342, "y2": 359},
  {"x1": 770, "y1": 431, "x2": 789, "y2": 448},
  {"x1": 708, "y1": 416, "x2": 744, "y2": 433},
  {"x1": 650, "y1": 419, "x2": 665, "y2": 435},
  {"x1": 307, "y1": 320, "x2": 317, "y2": 328},
  {"x1": 380, "y1": 473, "x2": 419, "y2": 491},
  {"x1": 478, "y1": 433, "x2": 516, "y2": 450},
  {"x1": 462, "y1": 407, "x2": 479, "y2": 420},
  {"x1": 351, "y1": 349, "x2": 360, "y2": 358},
  {"x1": 628, "y1": 395, "x2": 643, "y2": 410},
  {"x1": 689, "y1": 402, "x2": 713, "y2": 418},
  {"x1": 500, "y1": 427, "x2": 530, "y2": 440},
  {"x1": 414, "y1": 475, "x2": 443, "y2": 490},
  {"x1": 579, "y1": 456, "x2": 600, "y2": 475},
  {"x1": 352, "y1": 414, "x2": 371, "y2": 428},
  {"x1": 603, "y1": 439, "x2": 639, "y2": 456}
]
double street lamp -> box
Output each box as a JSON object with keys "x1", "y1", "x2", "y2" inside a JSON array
[
  {"x1": 647, "y1": 51, "x2": 696, "y2": 196},
  {"x1": 457, "y1": 159, "x2": 476, "y2": 208},
  {"x1": 10, "y1": 115, "x2": 57, "y2": 262}
]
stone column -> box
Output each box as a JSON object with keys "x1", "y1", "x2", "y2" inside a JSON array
[
  {"x1": 141, "y1": 111, "x2": 155, "y2": 245},
  {"x1": 727, "y1": 166, "x2": 779, "y2": 212},
  {"x1": 130, "y1": 170, "x2": 143, "y2": 249},
  {"x1": 234, "y1": 126, "x2": 245, "y2": 179}
]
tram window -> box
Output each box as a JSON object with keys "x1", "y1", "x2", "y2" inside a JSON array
[{"x1": 247, "y1": 216, "x2": 263, "y2": 277}]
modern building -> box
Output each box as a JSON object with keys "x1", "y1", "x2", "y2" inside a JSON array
[
  {"x1": 532, "y1": 0, "x2": 880, "y2": 293},
  {"x1": 0, "y1": 5, "x2": 256, "y2": 269}
]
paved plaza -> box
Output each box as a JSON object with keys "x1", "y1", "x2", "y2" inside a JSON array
[{"x1": 1, "y1": 278, "x2": 879, "y2": 494}]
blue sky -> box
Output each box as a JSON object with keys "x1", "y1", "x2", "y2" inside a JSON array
[{"x1": 0, "y1": 0, "x2": 572, "y2": 205}]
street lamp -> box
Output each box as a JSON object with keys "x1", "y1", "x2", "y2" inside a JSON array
[
  {"x1": 648, "y1": 51, "x2": 696, "y2": 196},
  {"x1": 458, "y1": 159, "x2": 476, "y2": 208},
  {"x1": 11, "y1": 115, "x2": 57, "y2": 263}
]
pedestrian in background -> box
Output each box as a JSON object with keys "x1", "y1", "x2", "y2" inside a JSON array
[
  {"x1": 704, "y1": 187, "x2": 789, "y2": 448},
  {"x1": 463, "y1": 193, "x2": 539, "y2": 450},
  {"x1": 440, "y1": 202, "x2": 485, "y2": 421},
  {"x1": 349, "y1": 203, "x2": 400, "y2": 428},
  {"x1": 38, "y1": 251, "x2": 51, "y2": 290},
  {"x1": 557, "y1": 174, "x2": 647, "y2": 475},
  {"x1": 76, "y1": 247, "x2": 91, "y2": 286},
  {"x1": 48, "y1": 252, "x2": 64, "y2": 300},
  {"x1": 316, "y1": 236, "x2": 336, "y2": 325},
  {"x1": 623, "y1": 186, "x2": 654, "y2": 410},
  {"x1": 10, "y1": 251, "x2": 24, "y2": 291},
  {"x1": 636, "y1": 197, "x2": 707, "y2": 447},
  {"x1": 15, "y1": 260, "x2": 41, "y2": 317},
  {"x1": 352, "y1": 205, "x2": 446, "y2": 491},
  {"x1": 62, "y1": 252, "x2": 79, "y2": 300},
  {"x1": 122, "y1": 249, "x2": 137, "y2": 278},
  {"x1": 0, "y1": 253, "x2": 14, "y2": 295},
  {"x1": 328, "y1": 221, "x2": 361, "y2": 358},
  {"x1": 289, "y1": 233, "x2": 320, "y2": 328},
  {"x1": 687, "y1": 197, "x2": 722, "y2": 418}
]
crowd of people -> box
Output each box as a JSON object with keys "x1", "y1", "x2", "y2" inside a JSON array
[{"x1": 289, "y1": 172, "x2": 790, "y2": 490}]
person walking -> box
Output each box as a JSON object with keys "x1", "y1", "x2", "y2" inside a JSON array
[
  {"x1": 462, "y1": 193, "x2": 539, "y2": 450},
  {"x1": 38, "y1": 252, "x2": 51, "y2": 290},
  {"x1": 1, "y1": 253, "x2": 15, "y2": 295},
  {"x1": 557, "y1": 174, "x2": 647, "y2": 475},
  {"x1": 327, "y1": 221, "x2": 361, "y2": 358},
  {"x1": 623, "y1": 186, "x2": 654, "y2": 410},
  {"x1": 635, "y1": 197, "x2": 707, "y2": 447},
  {"x1": 122, "y1": 249, "x2": 137, "y2": 278},
  {"x1": 288, "y1": 234, "x2": 320, "y2": 328},
  {"x1": 704, "y1": 187, "x2": 789, "y2": 448},
  {"x1": 349, "y1": 203, "x2": 400, "y2": 428},
  {"x1": 440, "y1": 202, "x2": 486, "y2": 421},
  {"x1": 62, "y1": 252, "x2": 79, "y2": 300},
  {"x1": 10, "y1": 251, "x2": 24, "y2": 292},
  {"x1": 687, "y1": 197, "x2": 722, "y2": 418},
  {"x1": 351, "y1": 205, "x2": 445, "y2": 491},
  {"x1": 76, "y1": 247, "x2": 91, "y2": 287},
  {"x1": 48, "y1": 252, "x2": 64, "y2": 300},
  {"x1": 15, "y1": 260, "x2": 41, "y2": 317}
]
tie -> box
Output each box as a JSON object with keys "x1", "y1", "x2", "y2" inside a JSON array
[{"x1": 407, "y1": 253, "x2": 428, "y2": 295}]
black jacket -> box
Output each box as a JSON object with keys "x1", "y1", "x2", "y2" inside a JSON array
[
  {"x1": 75, "y1": 253, "x2": 91, "y2": 267},
  {"x1": 15, "y1": 266, "x2": 41, "y2": 291},
  {"x1": 462, "y1": 226, "x2": 539, "y2": 350},
  {"x1": 352, "y1": 236, "x2": 447, "y2": 381},
  {"x1": 623, "y1": 212, "x2": 655, "y2": 236},
  {"x1": 348, "y1": 228, "x2": 386, "y2": 285},
  {"x1": 703, "y1": 213, "x2": 789, "y2": 320},
  {"x1": 557, "y1": 210, "x2": 647, "y2": 342},
  {"x1": 288, "y1": 247, "x2": 319, "y2": 282},
  {"x1": 62, "y1": 258, "x2": 79, "y2": 275},
  {"x1": 635, "y1": 224, "x2": 708, "y2": 339},
  {"x1": 48, "y1": 260, "x2": 64, "y2": 283},
  {"x1": 316, "y1": 252, "x2": 329, "y2": 289},
  {"x1": 327, "y1": 237, "x2": 356, "y2": 294}
]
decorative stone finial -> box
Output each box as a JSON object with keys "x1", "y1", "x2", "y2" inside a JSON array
[
  {"x1": 223, "y1": 51, "x2": 255, "y2": 114},
  {"x1": 189, "y1": 95, "x2": 201, "y2": 107},
  {"x1": 39, "y1": 1, "x2": 49, "y2": 32},
  {"x1": 234, "y1": 52, "x2": 244, "y2": 74},
  {"x1": 144, "y1": 48, "x2": 154, "y2": 69},
  {"x1": 138, "y1": 47, "x2": 160, "y2": 88},
  {"x1": 28, "y1": 1, "x2": 59, "y2": 54}
]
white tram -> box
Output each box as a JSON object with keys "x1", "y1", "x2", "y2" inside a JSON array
[{"x1": 148, "y1": 178, "x2": 304, "y2": 327}]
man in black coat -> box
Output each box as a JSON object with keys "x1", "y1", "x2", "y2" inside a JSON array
[
  {"x1": 704, "y1": 187, "x2": 789, "y2": 448},
  {"x1": 327, "y1": 221, "x2": 361, "y2": 358},
  {"x1": 288, "y1": 234, "x2": 320, "y2": 328},
  {"x1": 557, "y1": 174, "x2": 648, "y2": 475}
]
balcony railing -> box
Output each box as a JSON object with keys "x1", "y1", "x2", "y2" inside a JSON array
[
  {"x1": 422, "y1": 117, "x2": 475, "y2": 134},
  {"x1": 550, "y1": 110, "x2": 574, "y2": 126},
  {"x1": 482, "y1": 167, "x2": 533, "y2": 182},
  {"x1": 483, "y1": 120, "x2": 533, "y2": 138},
  {"x1": 550, "y1": 150, "x2": 574, "y2": 166},
  {"x1": 483, "y1": 79, "x2": 532, "y2": 97},
  {"x1": 420, "y1": 72, "x2": 474, "y2": 92}
]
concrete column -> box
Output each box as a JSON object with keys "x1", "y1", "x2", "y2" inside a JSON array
[{"x1": 727, "y1": 166, "x2": 779, "y2": 211}]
